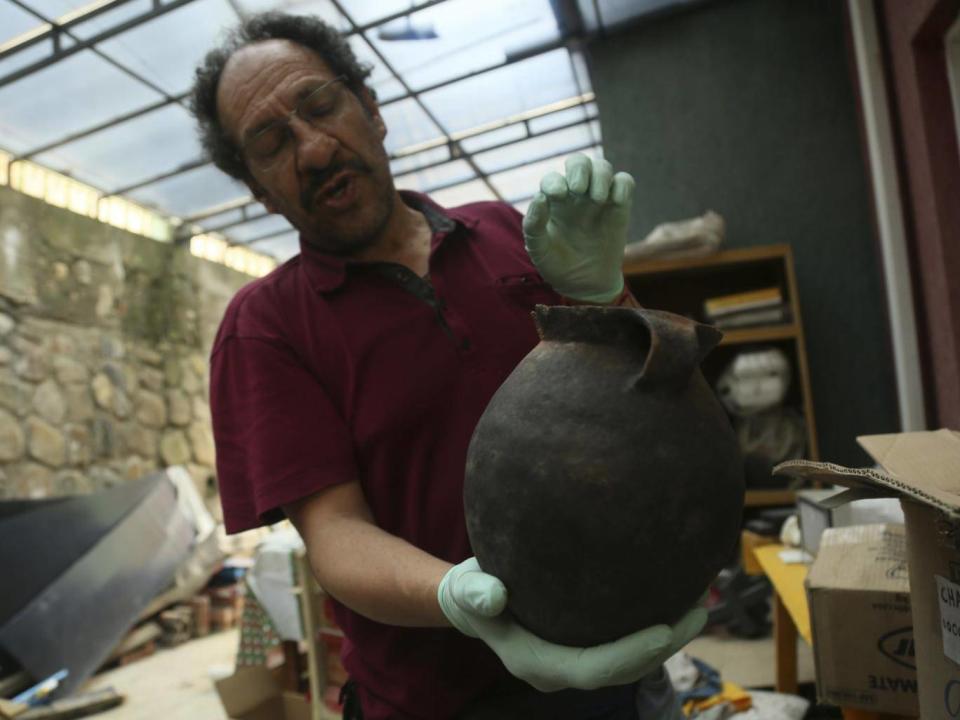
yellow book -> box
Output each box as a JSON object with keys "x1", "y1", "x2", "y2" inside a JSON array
[{"x1": 704, "y1": 286, "x2": 782, "y2": 318}]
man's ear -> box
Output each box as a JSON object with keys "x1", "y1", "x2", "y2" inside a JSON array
[{"x1": 244, "y1": 173, "x2": 279, "y2": 214}]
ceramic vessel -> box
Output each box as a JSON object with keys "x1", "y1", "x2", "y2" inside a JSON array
[{"x1": 464, "y1": 305, "x2": 745, "y2": 646}]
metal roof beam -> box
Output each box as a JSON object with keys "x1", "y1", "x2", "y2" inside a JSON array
[
  {"x1": 0, "y1": 0, "x2": 202, "y2": 90},
  {"x1": 14, "y1": 93, "x2": 190, "y2": 161},
  {"x1": 0, "y1": 0, "x2": 136, "y2": 60}
]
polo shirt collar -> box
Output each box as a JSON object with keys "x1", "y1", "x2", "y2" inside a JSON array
[{"x1": 299, "y1": 190, "x2": 478, "y2": 293}]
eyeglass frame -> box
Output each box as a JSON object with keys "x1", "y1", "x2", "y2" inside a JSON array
[{"x1": 236, "y1": 74, "x2": 349, "y2": 170}]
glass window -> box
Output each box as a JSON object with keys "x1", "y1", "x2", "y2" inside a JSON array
[
  {"x1": 249, "y1": 230, "x2": 299, "y2": 261},
  {"x1": 395, "y1": 159, "x2": 473, "y2": 194},
  {"x1": 419, "y1": 49, "x2": 579, "y2": 136},
  {"x1": 379, "y1": 97, "x2": 443, "y2": 154},
  {"x1": 235, "y1": 0, "x2": 348, "y2": 30},
  {"x1": 227, "y1": 214, "x2": 294, "y2": 243},
  {"x1": 127, "y1": 164, "x2": 247, "y2": 218},
  {"x1": 69, "y1": 0, "x2": 151, "y2": 40},
  {"x1": 20, "y1": 0, "x2": 106, "y2": 20},
  {"x1": 33, "y1": 103, "x2": 203, "y2": 191},
  {"x1": 459, "y1": 123, "x2": 528, "y2": 154},
  {"x1": 473, "y1": 123, "x2": 599, "y2": 175},
  {"x1": 489, "y1": 146, "x2": 602, "y2": 203},
  {"x1": 0, "y1": 41, "x2": 52, "y2": 88},
  {"x1": 528, "y1": 102, "x2": 596, "y2": 134},
  {"x1": 428, "y1": 178, "x2": 497, "y2": 208},
  {"x1": 339, "y1": 0, "x2": 426, "y2": 29},
  {"x1": 0, "y1": 2, "x2": 43, "y2": 45},
  {"x1": 365, "y1": 0, "x2": 560, "y2": 91},
  {"x1": 389, "y1": 144, "x2": 449, "y2": 175},
  {"x1": 349, "y1": 34, "x2": 405, "y2": 103},
  {"x1": 0, "y1": 49, "x2": 161, "y2": 154},
  {"x1": 95, "y1": 0, "x2": 240, "y2": 95}
]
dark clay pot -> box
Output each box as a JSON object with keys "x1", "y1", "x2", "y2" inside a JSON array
[{"x1": 464, "y1": 305, "x2": 744, "y2": 647}]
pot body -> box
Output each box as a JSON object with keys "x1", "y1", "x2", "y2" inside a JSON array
[{"x1": 464, "y1": 305, "x2": 744, "y2": 647}]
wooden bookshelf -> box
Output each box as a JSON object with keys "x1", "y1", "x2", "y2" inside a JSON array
[{"x1": 624, "y1": 243, "x2": 818, "y2": 508}]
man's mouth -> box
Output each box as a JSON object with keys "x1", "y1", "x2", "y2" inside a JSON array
[{"x1": 318, "y1": 171, "x2": 352, "y2": 200}]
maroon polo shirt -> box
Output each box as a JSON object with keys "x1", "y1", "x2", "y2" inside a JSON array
[{"x1": 209, "y1": 191, "x2": 562, "y2": 719}]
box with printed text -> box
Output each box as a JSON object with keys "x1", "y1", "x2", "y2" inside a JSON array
[
  {"x1": 805, "y1": 523, "x2": 916, "y2": 715},
  {"x1": 777, "y1": 429, "x2": 960, "y2": 720}
]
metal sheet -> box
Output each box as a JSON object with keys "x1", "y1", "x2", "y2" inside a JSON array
[{"x1": 0, "y1": 473, "x2": 195, "y2": 698}]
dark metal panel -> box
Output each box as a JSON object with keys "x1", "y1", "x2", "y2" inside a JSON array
[{"x1": 0, "y1": 472, "x2": 194, "y2": 698}]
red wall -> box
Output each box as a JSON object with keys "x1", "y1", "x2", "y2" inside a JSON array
[{"x1": 879, "y1": 0, "x2": 960, "y2": 428}]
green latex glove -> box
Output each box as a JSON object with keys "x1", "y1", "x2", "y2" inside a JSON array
[
  {"x1": 522, "y1": 153, "x2": 636, "y2": 304},
  {"x1": 437, "y1": 557, "x2": 707, "y2": 692}
]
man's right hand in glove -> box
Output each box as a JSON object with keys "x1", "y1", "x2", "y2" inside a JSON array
[{"x1": 438, "y1": 557, "x2": 707, "y2": 693}]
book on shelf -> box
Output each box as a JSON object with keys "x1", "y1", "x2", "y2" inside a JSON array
[
  {"x1": 713, "y1": 304, "x2": 790, "y2": 329},
  {"x1": 703, "y1": 286, "x2": 783, "y2": 319}
]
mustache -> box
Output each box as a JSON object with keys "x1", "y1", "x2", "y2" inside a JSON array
[{"x1": 300, "y1": 158, "x2": 372, "y2": 211}]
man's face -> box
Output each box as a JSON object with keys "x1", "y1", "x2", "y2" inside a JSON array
[{"x1": 217, "y1": 40, "x2": 395, "y2": 256}]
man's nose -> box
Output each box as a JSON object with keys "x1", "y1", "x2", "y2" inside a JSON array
[{"x1": 290, "y1": 117, "x2": 337, "y2": 173}]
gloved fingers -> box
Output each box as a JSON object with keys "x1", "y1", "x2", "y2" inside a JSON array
[
  {"x1": 564, "y1": 153, "x2": 592, "y2": 195},
  {"x1": 540, "y1": 171, "x2": 569, "y2": 201},
  {"x1": 609, "y1": 171, "x2": 636, "y2": 208},
  {"x1": 521, "y1": 192, "x2": 550, "y2": 239},
  {"x1": 588, "y1": 157, "x2": 614, "y2": 204},
  {"x1": 451, "y1": 568, "x2": 507, "y2": 617}
]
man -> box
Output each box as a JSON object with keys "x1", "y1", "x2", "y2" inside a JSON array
[{"x1": 191, "y1": 13, "x2": 705, "y2": 719}]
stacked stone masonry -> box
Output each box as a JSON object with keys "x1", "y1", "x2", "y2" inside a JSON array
[{"x1": 0, "y1": 186, "x2": 252, "y2": 512}]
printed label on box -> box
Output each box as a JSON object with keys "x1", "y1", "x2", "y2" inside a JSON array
[{"x1": 936, "y1": 575, "x2": 960, "y2": 665}]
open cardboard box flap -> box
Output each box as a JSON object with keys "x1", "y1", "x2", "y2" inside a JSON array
[{"x1": 775, "y1": 429, "x2": 960, "y2": 518}]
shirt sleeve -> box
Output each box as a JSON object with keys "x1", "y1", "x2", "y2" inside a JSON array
[{"x1": 210, "y1": 334, "x2": 358, "y2": 533}]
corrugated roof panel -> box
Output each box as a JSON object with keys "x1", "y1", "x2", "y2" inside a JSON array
[
  {"x1": 235, "y1": 0, "x2": 349, "y2": 30},
  {"x1": 0, "y1": 2, "x2": 43, "y2": 45},
  {"x1": 248, "y1": 229, "x2": 299, "y2": 260},
  {"x1": 95, "y1": 0, "x2": 240, "y2": 95},
  {"x1": 429, "y1": 178, "x2": 497, "y2": 208},
  {"x1": 473, "y1": 122, "x2": 599, "y2": 175},
  {"x1": 419, "y1": 48, "x2": 579, "y2": 136},
  {"x1": 394, "y1": 158, "x2": 473, "y2": 194},
  {"x1": 379, "y1": 97, "x2": 443, "y2": 154},
  {"x1": 33, "y1": 103, "x2": 203, "y2": 190},
  {"x1": 366, "y1": 0, "x2": 560, "y2": 91},
  {"x1": 225, "y1": 213, "x2": 293, "y2": 243},
  {"x1": 0, "y1": 49, "x2": 162, "y2": 154},
  {"x1": 126, "y1": 164, "x2": 247, "y2": 217}
]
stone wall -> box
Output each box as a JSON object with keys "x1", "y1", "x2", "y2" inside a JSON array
[{"x1": 0, "y1": 185, "x2": 253, "y2": 511}]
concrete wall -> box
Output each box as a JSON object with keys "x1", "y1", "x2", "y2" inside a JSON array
[
  {"x1": 0, "y1": 185, "x2": 251, "y2": 509},
  {"x1": 588, "y1": 0, "x2": 900, "y2": 465}
]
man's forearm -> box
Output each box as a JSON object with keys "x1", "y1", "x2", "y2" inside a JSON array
[{"x1": 286, "y1": 485, "x2": 453, "y2": 628}]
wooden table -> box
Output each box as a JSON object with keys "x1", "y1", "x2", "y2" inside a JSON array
[{"x1": 752, "y1": 543, "x2": 915, "y2": 720}]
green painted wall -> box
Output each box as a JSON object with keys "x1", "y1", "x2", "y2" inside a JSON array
[{"x1": 588, "y1": 0, "x2": 899, "y2": 465}]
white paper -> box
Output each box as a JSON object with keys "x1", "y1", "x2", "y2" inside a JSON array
[{"x1": 937, "y1": 575, "x2": 960, "y2": 665}]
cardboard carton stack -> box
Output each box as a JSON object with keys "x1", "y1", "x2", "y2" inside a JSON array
[
  {"x1": 805, "y1": 524, "x2": 916, "y2": 715},
  {"x1": 777, "y1": 428, "x2": 960, "y2": 719}
]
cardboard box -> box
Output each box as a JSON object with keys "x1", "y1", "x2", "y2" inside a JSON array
[
  {"x1": 805, "y1": 523, "x2": 917, "y2": 715},
  {"x1": 214, "y1": 666, "x2": 312, "y2": 720},
  {"x1": 776, "y1": 429, "x2": 960, "y2": 720},
  {"x1": 797, "y1": 488, "x2": 905, "y2": 555}
]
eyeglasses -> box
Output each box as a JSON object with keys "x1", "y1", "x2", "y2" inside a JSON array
[{"x1": 240, "y1": 75, "x2": 347, "y2": 170}]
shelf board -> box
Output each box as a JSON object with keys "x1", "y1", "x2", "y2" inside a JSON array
[
  {"x1": 717, "y1": 324, "x2": 799, "y2": 345},
  {"x1": 745, "y1": 489, "x2": 796, "y2": 507},
  {"x1": 623, "y1": 243, "x2": 791, "y2": 276}
]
